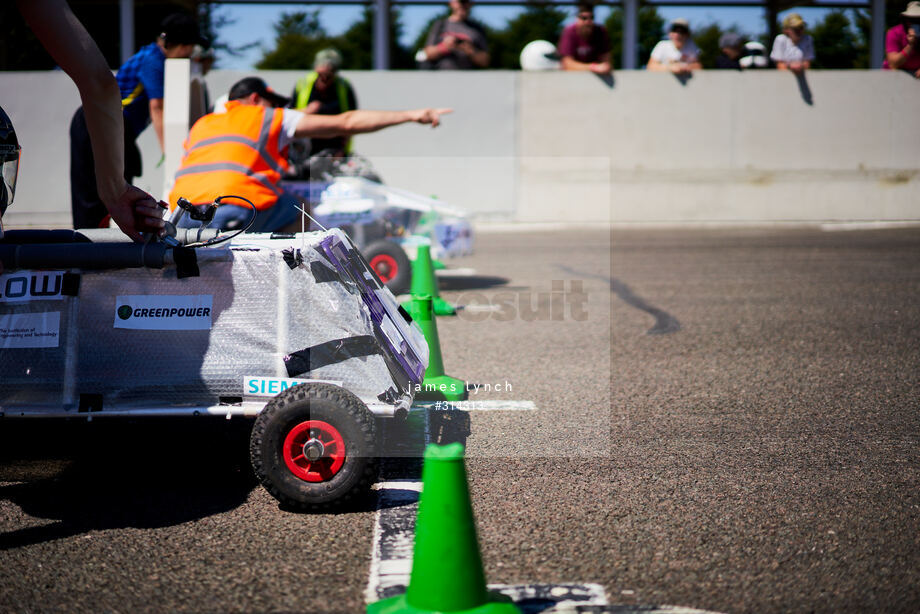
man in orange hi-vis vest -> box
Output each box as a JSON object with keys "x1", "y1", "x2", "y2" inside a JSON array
[{"x1": 169, "y1": 76, "x2": 451, "y2": 231}]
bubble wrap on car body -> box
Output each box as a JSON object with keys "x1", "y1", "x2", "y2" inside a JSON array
[{"x1": 0, "y1": 230, "x2": 425, "y2": 412}]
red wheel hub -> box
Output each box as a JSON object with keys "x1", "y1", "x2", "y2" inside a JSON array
[
  {"x1": 369, "y1": 254, "x2": 398, "y2": 283},
  {"x1": 282, "y1": 420, "x2": 346, "y2": 482}
]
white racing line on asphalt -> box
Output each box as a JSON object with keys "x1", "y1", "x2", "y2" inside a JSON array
[
  {"x1": 460, "y1": 303, "x2": 504, "y2": 313},
  {"x1": 819, "y1": 221, "x2": 920, "y2": 232},
  {"x1": 435, "y1": 267, "x2": 478, "y2": 277},
  {"x1": 365, "y1": 401, "x2": 613, "y2": 612}
]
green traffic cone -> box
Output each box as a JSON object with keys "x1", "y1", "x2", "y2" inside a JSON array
[
  {"x1": 410, "y1": 244, "x2": 456, "y2": 316},
  {"x1": 405, "y1": 295, "x2": 467, "y2": 402},
  {"x1": 432, "y1": 258, "x2": 446, "y2": 271},
  {"x1": 367, "y1": 443, "x2": 521, "y2": 614}
]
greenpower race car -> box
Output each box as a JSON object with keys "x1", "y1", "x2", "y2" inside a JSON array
[{"x1": 0, "y1": 226, "x2": 428, "y2": 510}]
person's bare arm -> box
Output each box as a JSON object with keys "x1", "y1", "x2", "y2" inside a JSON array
[
  {"x1": 887, "y1": 29, "x2": 916, "y2": 69},
  {"x1": 887, "y1": 50, "x2": 908, "y2": 68},
  {"x1": 595, "y1": 51, "x2": 613, "y2": 73},
  {"x1": 425, "y1": 33, "x2": 459, "y2": 63},
  {"x1": 293, "y1": 108, "x2": 452, "y2": 140},
  {"x1": 16, "y1": 0, "x2": 164, "y2": 240},
  {"x1": 561, "y1": 56, "x2": 592, "y2": 71},
  {"x1": 150, "y1": 98, "x2": 165, "y2": 152},
  {"x1": 647, "y1": 57, "x2": 667, "y2": 72},
  {"x1": 561, "y1": 55, "x2": 612, "y2": 73},
  {"x1": 458, "y1": 41, "x2": 490, "y2": 68}
]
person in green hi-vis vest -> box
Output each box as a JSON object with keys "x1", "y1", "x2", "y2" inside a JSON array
[{"x1": 291, "y1": 48, "x2": 358, "y2": 158}]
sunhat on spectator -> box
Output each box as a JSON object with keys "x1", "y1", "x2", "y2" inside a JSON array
[
  {"x1": 902, "y1": 2, "x2": 920, "y2": 19},
  {"x1": 782, "y1": 13, "x2": 805, "y2": 29}
]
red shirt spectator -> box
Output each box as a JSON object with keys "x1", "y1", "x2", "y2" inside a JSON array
[
  {"x1": 883, "y1": 2, "x2": 920, "y2": 78},
  {"x1": 557, "y1": 2, "x2": 612, "y2": 73}
]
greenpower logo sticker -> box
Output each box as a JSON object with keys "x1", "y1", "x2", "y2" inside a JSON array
[{"x1": 114, "y1": 295, "x2": 213, "y2": 330}]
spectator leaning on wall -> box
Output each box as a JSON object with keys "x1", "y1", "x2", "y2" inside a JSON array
[
  {"x1": 714, "y1": 32, "x2": 745, "y2": 70},
  {"x1": 557, "y1": 1, "x2": 612, "y2": 74},
  {"x1": 647, "y1": 18, "x2": 702, "y2": 75},
  {"x1": 770, "y1": 13, "x2": 814, "y2": 74},
  {"x1": 883, "y1": 1, "x2": 920, "y2": 78}
]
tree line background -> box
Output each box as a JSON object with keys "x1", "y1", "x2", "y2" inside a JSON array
[{"x1": 0, "y1": 1, "x2": 909, "y2": 71}]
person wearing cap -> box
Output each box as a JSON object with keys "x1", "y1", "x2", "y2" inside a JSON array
[
  {"x1": 291, "y1": 49, "x2": 359, "y2": 157},
  {"x1": 421, "y1": 0, "x2": 490, "y2": 69},
  {"x1": 168, "y1": 77, "x2": 451, "y2": 232},
  {"x1": 714, "y1": 32, "x2": 745, "y2": 70},
  {"x1": 557, "y1": 2, "x2": 612, "y2": 74},
  {"x1": 647, "y1": 18, "x2": 702, "y2": 74},
  {"x1": 2, "y1": 0, "x2": 164, "y2": 257},
  {"x1": 883, "y1": 1, "x2": 920, "y2": 78},
  {"x1": 770, "y1": 13, "x2": 814, "y2": 73},
  {"x1": 70, "y1": 12, "x2": 205, "y2": 230}
]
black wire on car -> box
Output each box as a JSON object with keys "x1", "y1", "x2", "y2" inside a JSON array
[{"x1": 173, "y1": 195, "x2": 257, "y2": 248}]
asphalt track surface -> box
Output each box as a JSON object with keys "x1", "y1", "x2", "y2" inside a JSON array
[{"x1": 2, "y1": 226, "x2": 919, "y2": 613}]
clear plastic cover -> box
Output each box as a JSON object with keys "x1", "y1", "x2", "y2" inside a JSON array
[{"x1": 0, "y1": 230, "x2": 427, "y2": 413}]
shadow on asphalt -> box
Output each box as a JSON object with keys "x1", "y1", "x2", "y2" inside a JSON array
[
  {"x1": 0, "y1": 406, "x2": 477, "y2": 539},
  {"x1": 0, "y1": 418, "x2": 257, "y2": 550},
  {"x1": 375, "y1": 408, "x2": 472, "y2": 488}
]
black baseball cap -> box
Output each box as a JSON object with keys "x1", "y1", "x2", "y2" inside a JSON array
[
  {"x1": 228, "y1": 77, "x2": 291, "y2": 107},
  {"x1": 160, "y1": 13, "x2": 208, "y2": 46}
]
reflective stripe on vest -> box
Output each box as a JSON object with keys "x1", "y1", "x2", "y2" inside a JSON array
[{"x1": 169, "y1": 102, "x2": 288, "y2": 210}]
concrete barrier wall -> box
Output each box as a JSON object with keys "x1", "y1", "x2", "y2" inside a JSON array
[
  {"x1": 1, "y1": 69, "x2": 917, "y2": 228},
  {"x1": 519, "y1": 70, "x2": 919, "y2": 223}
]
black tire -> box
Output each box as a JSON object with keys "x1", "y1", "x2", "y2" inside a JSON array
[
  {"x1": 363, "y1": 240, "x2": 412, "y2": 295},
  {"x1": 250, "y1": 383, "x2": 378, "y2": 511}
]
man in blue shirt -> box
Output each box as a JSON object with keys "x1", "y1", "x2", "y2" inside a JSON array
[{"x1": 70, "y1": 13, "x2": 205, "y2": 229}]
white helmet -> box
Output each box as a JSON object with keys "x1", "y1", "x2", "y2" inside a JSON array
[
  {"x1": 739, "y1": 41, "x2": 768, "y2": 68},
  {"x1": 520, "y1": 40, "x2": 560, "y2": 71}
]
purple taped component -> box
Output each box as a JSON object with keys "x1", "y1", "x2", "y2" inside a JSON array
[{"x1": 320, "y1": 234, "x2": 425, "y2": 384}]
